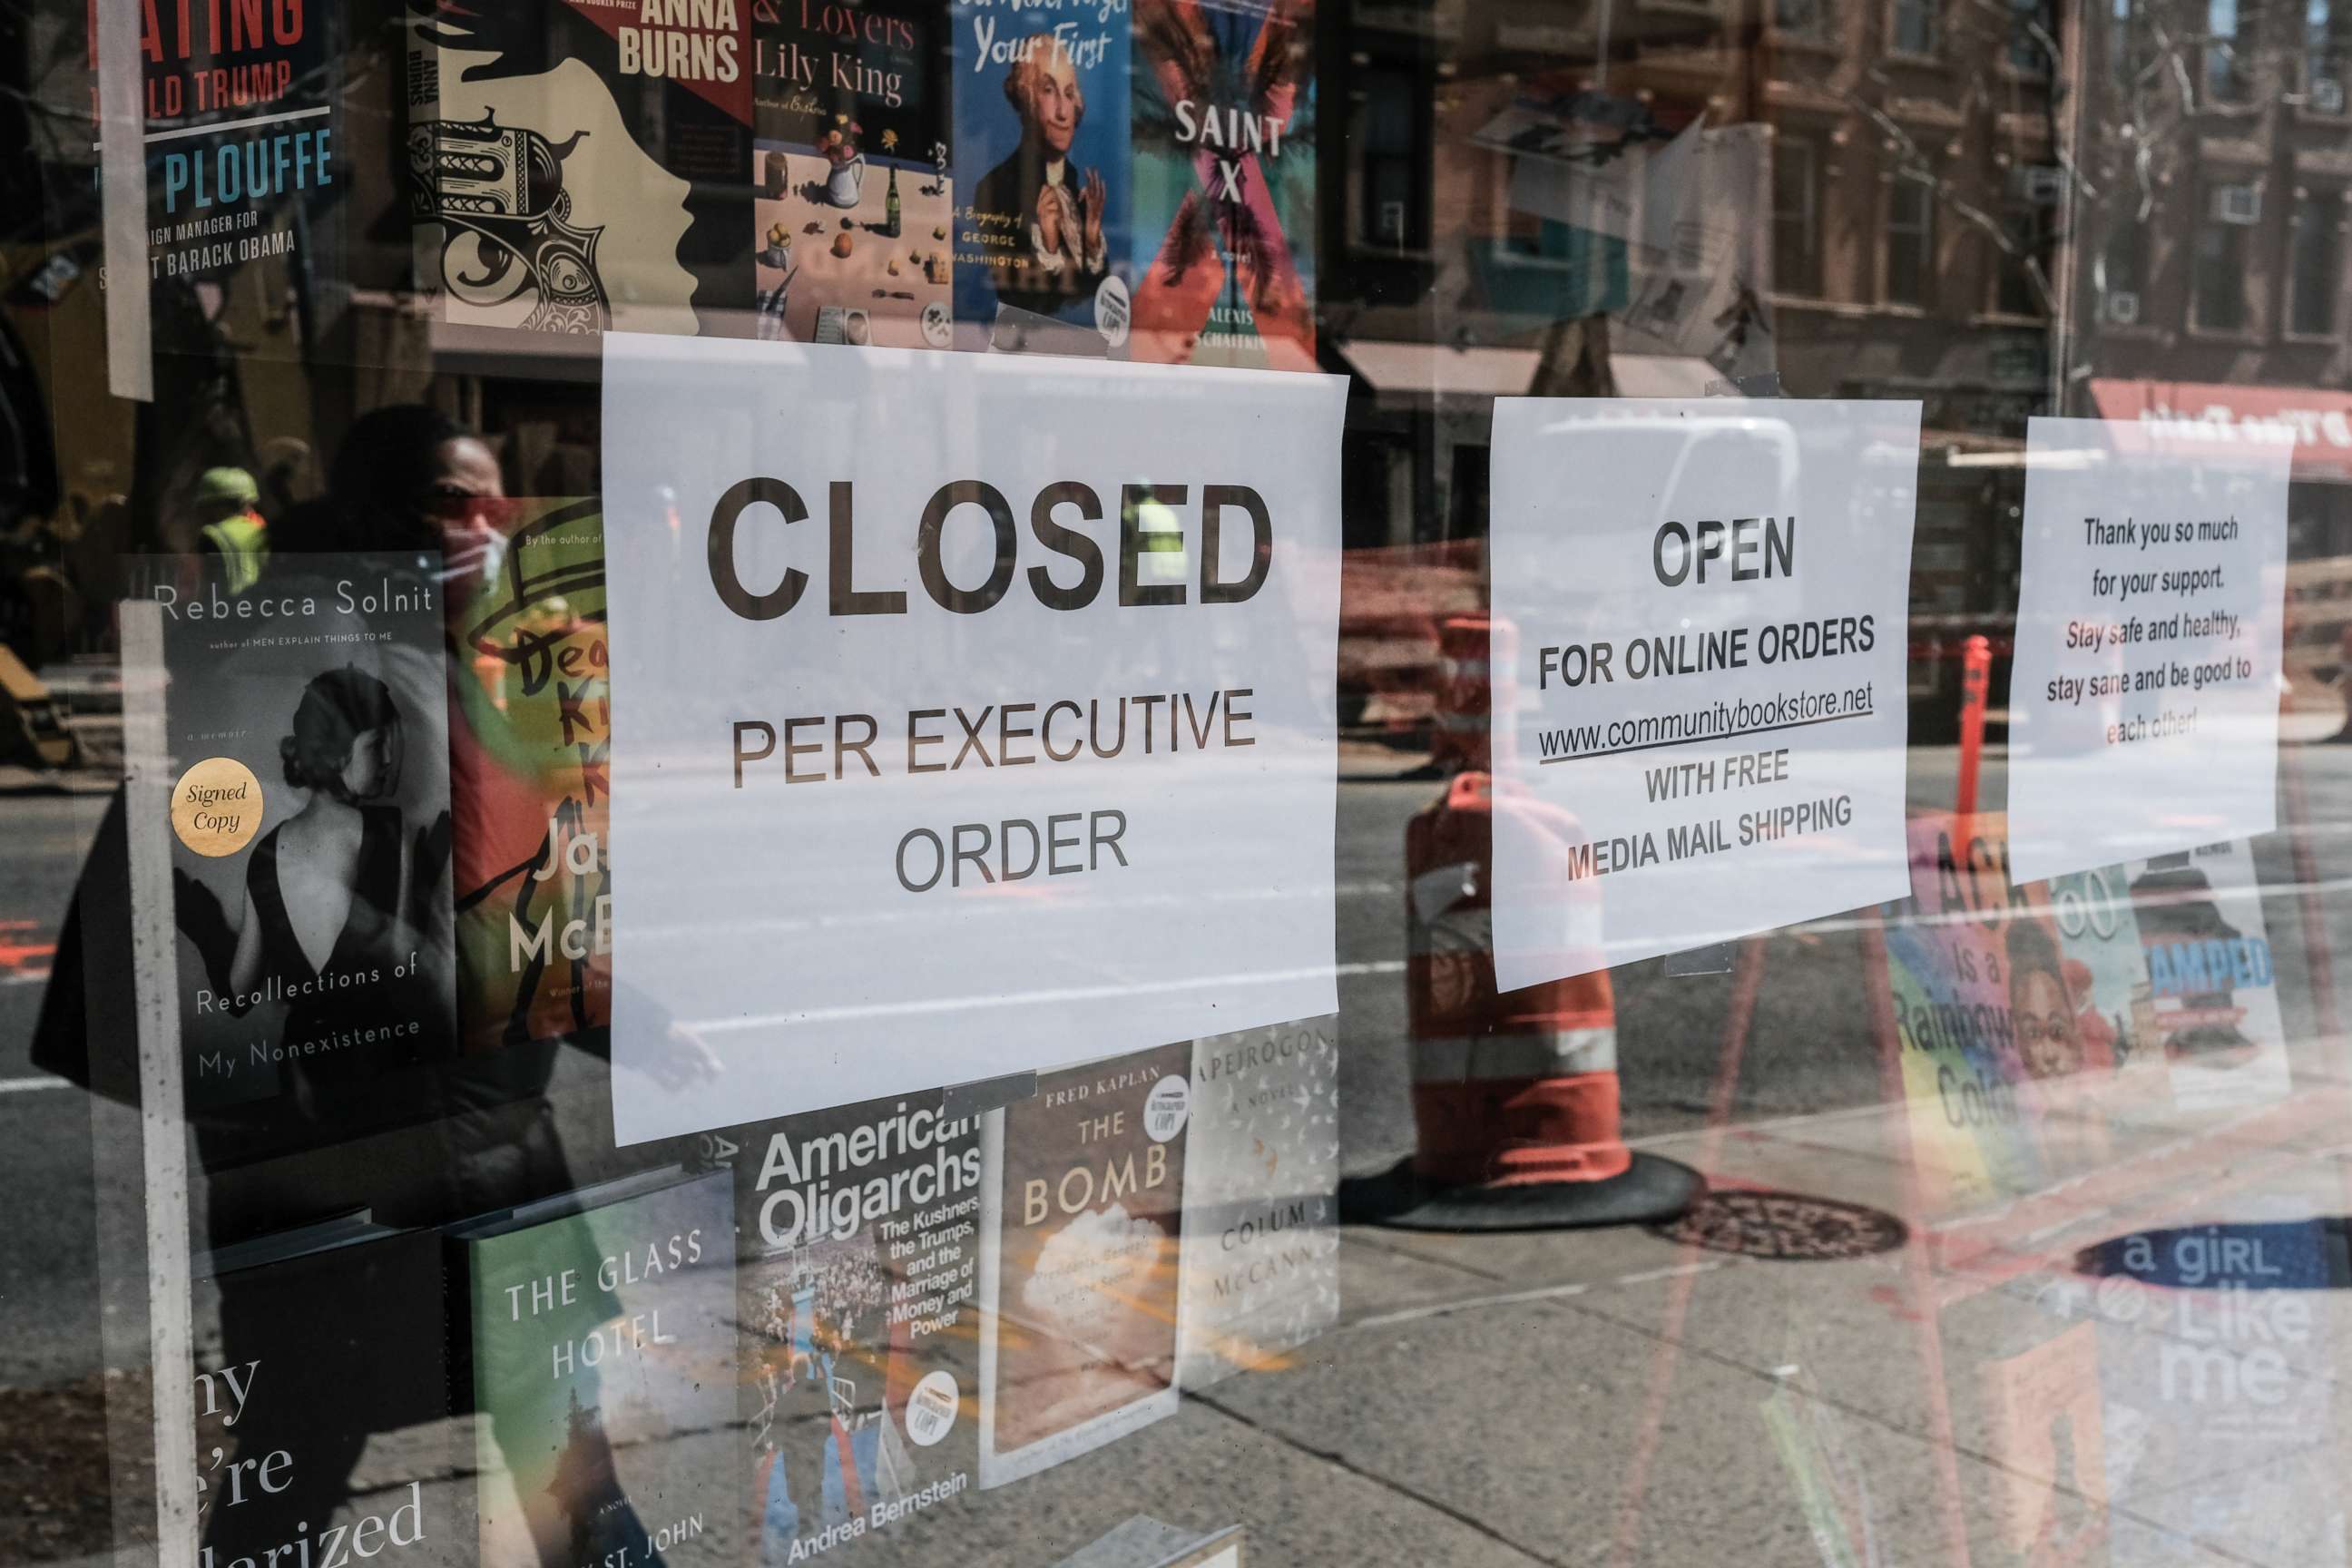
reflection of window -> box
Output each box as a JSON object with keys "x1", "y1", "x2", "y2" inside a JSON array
[
  {"x1": 2309, "y1": 0, "x2": 2351, "y2": 110},
  {"x1": 2206, "y1": 0, "x2": 2252, "y2": 102},
  {"x1": 1994, "y1": 204, "x2": 2047, "y2": 317},
  {"x1": 1351, "y1": 64, "x2": 1426, "y2": 250},
  {"x1": 1885, "y1": 178, "x2": 1936, "y2": 307},
  {"x1": 1777, "y1": 0, "x2": 1836, "y2": 38},
  {"x1": 1892, "y1": 0, "x2": 1940, "y2": 51},
  {"x1": 2008, "y1": 0, "x2": 2053, "y2": 69},
  {"x1": 2111, "y1": 0, "x2": 2155, "y2": 87},
  {"x1": 1771, "y1": 139, "x2": 1821, "y2": 297},
  {"x1": 2102, "y1": 223, "x2": 2147, "y2": 323},
  {"x1": 2193, "y1": 186, "x2": 2255, "y2": 330},
  {"x1": 2289, "y1": 190, "x2": 2342, "y2": 335}
]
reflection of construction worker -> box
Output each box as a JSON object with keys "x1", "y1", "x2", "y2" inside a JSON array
[{"x1": 192, "y1": 466, "x2": 267, "y2": 593}]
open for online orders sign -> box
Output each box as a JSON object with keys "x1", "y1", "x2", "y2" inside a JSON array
[
  {"x1": 1488, "y1": 398, "x2": 1921, "y2": 987},
  {"x1": 603, "y1": 335, "x2": 1346, "y2": 1143}
]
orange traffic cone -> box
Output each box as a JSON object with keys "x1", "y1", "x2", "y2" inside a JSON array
[
  {"x1": 1429, "y1": 614, "x2": 1509, "y2": 775},
  {"x1": 1350, "y1": 771, "x2": 1702, "y2": 1230}
]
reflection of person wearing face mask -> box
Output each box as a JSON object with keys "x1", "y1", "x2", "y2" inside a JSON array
[{"x1": 973, "y1": 35, "x2": 1108, "y2": 306}]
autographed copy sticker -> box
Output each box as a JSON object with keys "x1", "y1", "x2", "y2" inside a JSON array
[
  {"x1": 1487, "y1": 398, "x2": 1921, "y2": 985},
  {"x1": 172, "y1": 757, "x2": 264, "y2": 857}
]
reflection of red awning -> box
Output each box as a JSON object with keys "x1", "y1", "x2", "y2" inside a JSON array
[{"x1": 2090, "y1": 378, "x2": 2352, "y2": 483}]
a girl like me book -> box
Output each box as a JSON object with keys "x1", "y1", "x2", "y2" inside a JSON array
[
  {"x1": 978, "y1": 1044, "x2": 1192, "y2": 1486},
  {"x1": 456, "y1": 1169, "x2": 736, "y2": 1568}
]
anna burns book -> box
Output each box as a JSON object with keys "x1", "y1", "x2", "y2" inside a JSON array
[{"x1": 978, "y1": 1044, "x2": 1191, "y2": 1487}]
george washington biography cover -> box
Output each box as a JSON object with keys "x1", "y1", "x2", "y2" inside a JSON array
[{"x1": 978, "y1": 1044, "x2": 1191, "y2": 1486}]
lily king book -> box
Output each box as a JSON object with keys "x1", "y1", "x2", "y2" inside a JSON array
[
  {"x1": 711, "y1": 1094, "x2": 983, "y2": 1563},
  {"x1": 443, "y1": 500, "x2": 612, "y2": 1054},
  {"x1": 192, "y1": 1218, "x2": 453, "y2": 1568},
  {"x1": 406, "y1": 0, "x2": 753, "y2": 342},
  {"x1": 455, "y1": 1170, "x2": 737, "y2": 1568},
  {"x1": 948, "y1": 0, "x2": 1133, "y2": 355},
  {"x1": 137, "y1": 553, "x2": 456, "y2": 1113},
  {"x1": 978, "y1": 1044, "x2": 1191, "y2": 1487},
  {"x1": 1175, "y1": 1017, "x2": 1339, "y2": 1389},
  {"x1": 750, "y1": 0, "x2": 955, "y2": 349},
  {"x1": 1130, "y1": 0, "x2": 1316, "y2": 370}
]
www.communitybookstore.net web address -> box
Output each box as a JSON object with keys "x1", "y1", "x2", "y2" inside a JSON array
[{"x1": 1536, "y1": 680, "x2": 1877, "y2": 763}]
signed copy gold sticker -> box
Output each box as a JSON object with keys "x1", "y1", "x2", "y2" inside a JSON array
[{"x1": 172, "y1": 757, "x2": 263, "y2": 857}]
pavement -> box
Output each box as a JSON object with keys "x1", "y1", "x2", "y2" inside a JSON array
[{"x1": 5, "y1": 743, "x2": 2352, "y2": 1566}]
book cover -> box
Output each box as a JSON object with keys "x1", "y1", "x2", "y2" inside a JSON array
[
  {"x1": 750, "y1": 0, "x2": 955, "y2": 348},
  {"x1": 1175, "y1": 1017, "x2": 1338, "y2": 1389},
  {"x1": 407, "y1": 0, "x2": 752, "y2": 339},
  {"x1": 2034, "y1": 866, "x2": 2173, "y2": 1125},
  {"x1": 194, "y1": 1226, "x2": 454, "y2": 1568},
  {"x1": 2122, "y1": 842, "x2": 2293, "y2": 1113},
  {"x1": 461, "y1": 1171, "x2": 737, "y2": 1568},
  {"x1": 1882, "y1": 814, "x2": 2049, "y2": 1211},
  {"x1": 146, "y1": 554, "x2": 456, "y2": 1111},
  {"x1": 94, "y1": 0, "x2": 346, "y2": 360},
  {"x1": 443, "y1": 499, "x2": 612, "y2": 1054},
  {"x1": 1130, "y1": 0, "x2": 1316, "y2": 370},
  {"x1": 724, "y1": 1095, "x2": 983, "y2": 1561},
  {"x1": 948, "y1": 0, "x2": 1133, "y2": 355},
  {"x1": 1980, "y1": 1321, "x2": 2110, "y2": 1568},
  {"x1": 978, "y1": 1044, "x2": 1191, "y2": 1486}
]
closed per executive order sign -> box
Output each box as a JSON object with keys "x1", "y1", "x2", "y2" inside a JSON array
[
  {"x1": 603, "y1": 335, "x2": 1346, "y2": 1142},
  {"x1": 1488, "y1": 399, "x2": 1921, "y2": 987}
]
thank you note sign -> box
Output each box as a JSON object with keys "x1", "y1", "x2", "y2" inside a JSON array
[{"x1": 603, "y1": 335, "x2": 1345, "y2": 1142}]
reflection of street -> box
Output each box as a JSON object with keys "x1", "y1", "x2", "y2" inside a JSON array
[{"x1": 5, "y1": 744, "x2": 2352, "y2": 1563}]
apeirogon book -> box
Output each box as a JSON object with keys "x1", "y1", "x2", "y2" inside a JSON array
[
  {"x1": 455, "y1": 1170, "x2": 736, "y2": 1568},
  {"x1": 716, "y1": 1094, "x2": 984, "y2": 1562},
  {"x1": 978, "y1": 1044, "x2": 1191, "y2": 1486}
]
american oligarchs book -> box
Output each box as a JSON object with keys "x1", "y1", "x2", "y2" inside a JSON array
[
  {"x1": 1175, "y1": 1017, "x2": 1338, "y2": 1389},
  {"x1": 719, "y1": 1095, "x2": 983, "y2": 1562},
  {"x1": 193, "y1": 1219, "x2": 454, "y2": 1568},
  {"x1": 405, "y1": 0, "x2": 752, "y2": 340},
  {"x1": 456, "y1": 1170, "x2": 736, "y2": 1568},
  {"x1": 978, "y1": 1044, "x2": 1191, "y2": 1487},
  {"x1": 750, "y1": 0, "x2": 954, "y2": 349},
  {"x1": 948, "y1": 0, "x2": 1133, "y2": 355},
  {"x1": 142, "y1": 553, "x2": 456, "y2": 1112},
  {"x1": 89, "y1": 0, "x2": 348, "y2": 361},
  {"x1": 1130, "y1": 0, "x2": 1316, "y2": 370},
  {"x1": 443, "y1": 499, "x2": 612, "y2": 1054}
]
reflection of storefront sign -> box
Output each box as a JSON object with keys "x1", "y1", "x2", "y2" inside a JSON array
[
  {"x1": 602, "y1": 337, "x2": 1346, "y2": 1142},
  {"x1": 1486, "y1": 398, "x2": 1921, "y2": 983},
  {"x1": 2091, "y1": 379, "x2": 2352, "y2": 483}
]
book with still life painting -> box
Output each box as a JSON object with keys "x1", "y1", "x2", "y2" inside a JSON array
[
  {"x1": 140, "y1": 552, "x2": 456, "y2": 1114},
  {"x1": 456, "y1": 1169, "x2": 736, "y2": 1568},
  {"x1": 442, "y1": 499, "x2": 612, "y2": 1054},
  {"x1": 750, "y1": 0, "x2": 955, "y2": 348},
  {"x1": 978, "y1": 1044, "x2": 1191, "y2": 1487},
  {"x1": 405, "y1": 0, "x2": 752, "y2": 342},
  {"x1": 949, "y1": 0, "x2": 1133, "y2": 355},
  {"x1": 1131, "y1": 0, "x2": 1317, "y2": 370},
  {"x1": 724, "y1": 1095, "x2": 984, "y2": 1562}
]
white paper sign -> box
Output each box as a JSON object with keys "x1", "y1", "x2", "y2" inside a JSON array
[
  {"x1": 2009, "y1": 417, "x2": 2292, "y2": 882},
  {"x1": 1488, "y1": 398, "x2": 1921, "y2": 986},
  {"x1": 602, "y1": 336, "x2": 1346, "y2": 1142}
]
